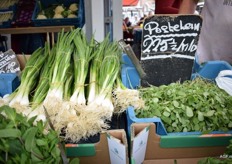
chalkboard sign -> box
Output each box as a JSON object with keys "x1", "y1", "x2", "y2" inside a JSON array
[
  {"x1": 140, "y1": 15, "x2": 202, "y2": 86},
  {"x1": 0, "y1": 49, "x2": 21, "y2": 74}
]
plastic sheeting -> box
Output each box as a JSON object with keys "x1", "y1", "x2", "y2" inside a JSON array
[{"x1": 216, "y1": 70, "x2": 232, "y2": 96}]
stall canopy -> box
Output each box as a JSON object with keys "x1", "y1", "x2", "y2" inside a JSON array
[{"x1": 123, "y1": 0, "x2": 139, "y2": 6}]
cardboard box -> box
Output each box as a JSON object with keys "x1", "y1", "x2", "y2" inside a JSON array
[
  {"x1": 130, "y1": 123, "x2": 231, "y2": 164},
  {"x1": 66, "y1": 129, "x2": 129, "y2": 164},
  {"x1": 127, "y1": 106, "x2": 232, "y2": 145},
  {"x1": 141, "y1": 158, "x2": 204, "y2": 164}
]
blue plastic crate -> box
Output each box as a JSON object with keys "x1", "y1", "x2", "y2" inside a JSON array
[
  {"x1": 121, "y1": 66, "x2": 140, "y2": 89},
  {"x1": 32, "y1": 0, "x2": 85, "y2": 28},
  {"x1": 127, "y1": 106, "x2": 232, "y2": 137},
  {"x1": 121, "y1": 54, "x2": 232, "y2": 137},
  {"x1": 11, "y1": 1, "x2": 35, "y2": 27},
  {"x1": 121, "y1": 53, "x2": 135, "y2": 67},
  {"x1": 191, "y1": 60, "x2": 232, "y2": 81},
  {"x1": 121, "y1": 54, "x2": 140, "y2": 89},
  {"x1": 126, "y1": 106, "x2": 167, "y2": 137},
  {"x1": 0, "y1": 73, "x2": 20, "y2": 97}
]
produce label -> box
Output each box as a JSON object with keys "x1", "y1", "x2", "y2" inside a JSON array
[
  {"x1": 131, "y1": 126, "x2": 149, "y2": 164},
  {"x1": 0, "y1": 49, "x2": 20, "y2": 74},
  {"x1": 107, "y1": 134, "x2": 127, "y2": 164},
  {"x1": 140, "y1": 15, "x2": 202, "y2": 86}
]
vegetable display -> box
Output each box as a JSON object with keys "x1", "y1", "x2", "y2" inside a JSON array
[
  {"x1": 0, "y1": 28, "x2": 143, "y2": 142},
  {"x1": 9, "y1": 47, "x2": 47, "y2": 113},
  {"x1": 0, "y1": 0, "x2": 18, "y2": 9},
  {"x1": 0, "y1": 105, "x2": 61, "y2": 163},
  {"x1": 135, "y1": 79, "x2": 232, "y2": 133},
  {"x1": 37, "y1": 1, "x2": 78, "y2": 19},
  {"x1": 0, "y1": 11, "x2": 13, "y2": 23}
]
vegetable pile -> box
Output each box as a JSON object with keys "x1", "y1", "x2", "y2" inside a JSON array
[
  {"x1": 37, "y1": 1, "x2": 78, "y2": 19},
  {"x1": 0, "y1": 105, "x2": 61, "y2": 163},
  {"x1": 0, "y1": 28, "x2": 144, "y2": 142},
  {"x1": 0, "y1": 0, "x2": 18, "y2": 9},
  {"x1": 0, "y1": 11, "x2": 13, "y2": 23},
  {"x1": 135, "y1": 79, "x2": 232, "y2": 133}
]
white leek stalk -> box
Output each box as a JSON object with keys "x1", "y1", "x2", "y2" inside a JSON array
[
  {"x1": 86, "y1": 41, "x2": 122, "y2": 120},
  {"x1": 113, "y1": 77, "x2": 145, "y2": 114},
  {"x1": 9, "y1": 48, "x2": 46, "y2": 114},
  {"x1": 70, "y1": 30, "x2": 95, "y2": 110},
  {"x1": 43, "y1": 30, "x2": 76, "y2": 117}
]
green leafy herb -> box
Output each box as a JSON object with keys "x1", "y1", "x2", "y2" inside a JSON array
[
  {"x1": 136, "y1": 78, "x2": 232, "y2": 133},
  {"x1": 0, "y1": 105, "x2": 61, "y2": 163}
]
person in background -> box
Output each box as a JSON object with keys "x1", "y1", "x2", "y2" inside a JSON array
[
  {"x1": 131, "y1": 16, "x2": 139, "y2": 26},
  {"x1": 155, "y1": 0, "x2": 182, "y2": 14},
  {"x1": 123, "y1": 17, "x2": 132, "y2": 30},
  {"x1": 136, "y1": 14, "x2": 147, "y2": 26},
  {"x1": 123, "y1": 17, "x2": 133, "y2": 45},
  {"x1": 179, "y1": 0, "x2": 232, "y2": 64},
  {"x1": 147, "y1": 11, "x2": 154, "y2": 17}
]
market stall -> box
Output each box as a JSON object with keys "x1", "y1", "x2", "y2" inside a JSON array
[{"x1": 0, "y1": 0, "x2": 232, "y2": 163}]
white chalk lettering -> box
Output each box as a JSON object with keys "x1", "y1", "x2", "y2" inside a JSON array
[
  {"x1": 7, "y1": 62, "x2": 16, "y2": 69},
  {"x1": 0, "y1": 52, "x2": 4, "y2": 58},
  {"x1": 0, "y1": 55, "x2": 15, "y2": 63},
  {"x1": 143, "y1": 22, "x2": 159, "y2": 35},
  {"x1": 144, "y1": 20, "x2": 201, "y2": 34},
  {"x1": 8, "y1": 67, "x2": 20, "y2": 73},
  {"x1": 0, "y1": 54, "x2": 17, "y2": 71},
  {"x1": 143, "y1": 35, "x2": 160, "y2": 53},
  {"x1": 141, "y1": 53, "x2": 195, "y2": 60},
  {"x1": 169, "y1": 39, "x2": 178, "y2": 51},
  {"x1": 0, "y1": 61, "x2": 10, "y2": 70},
  {"x1": 161, "y1": 25, "x2": 169, "y2": 33},
  {"x1": 143, "y1": 37, "x2": 197, "y2": 53},
  {"x1": 176, "y1": 39, "x2": 197, "y2": 52},
  {"x1": 168, "y1": 22, "x2": 180, "y2": 32}
]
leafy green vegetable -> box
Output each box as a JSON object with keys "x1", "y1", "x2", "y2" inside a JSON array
[
  {"x1": 0, "y1": 105, "x2": 61, "y2": 163},
  {"x1": 136, "y1": 78, "x2": 232, "y2": 133},
  {"x1": 186, "y1": 107, "x2": 193, "y2": 117},
  {"x1": 0, "y1": 129, "x2": 21, "y2": 138}
]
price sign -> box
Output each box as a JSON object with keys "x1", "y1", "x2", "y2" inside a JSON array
[
  {"x1": 140, "y1": 15, "x2": 202, "y2": 86},
  {"x1": 0, "y1": 49, "x2": 21, "y2": 74}
]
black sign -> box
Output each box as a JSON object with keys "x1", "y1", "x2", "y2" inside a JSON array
[
  {"x1": 0, "y1": 49, "x2": 20, "y2": 74},
  {"x1": 140, "y1": 15, "x2": 202, "y2": 86}
]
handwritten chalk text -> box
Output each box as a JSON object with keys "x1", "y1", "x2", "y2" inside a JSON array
[
  {"x1": 143, "y1": 36, "x2": 197, "y2": 53},
  {"x1": 144, "y1": 20, "x2": 201, "y2": 35}
]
